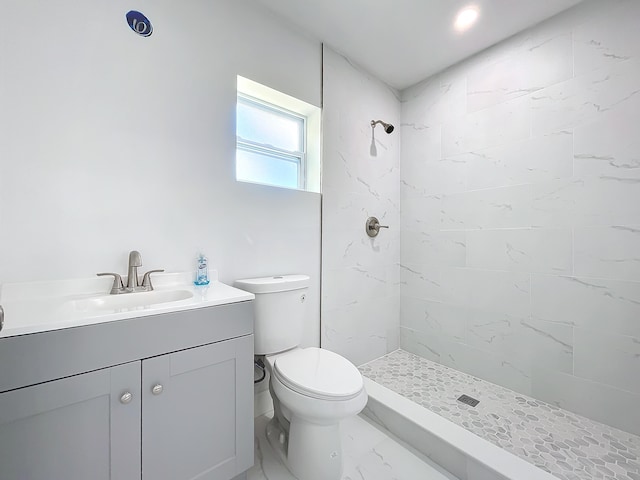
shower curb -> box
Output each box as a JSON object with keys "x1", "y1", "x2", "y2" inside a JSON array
[{"x1": 362, "y1": 378, "x2": 557, "y2": 480}]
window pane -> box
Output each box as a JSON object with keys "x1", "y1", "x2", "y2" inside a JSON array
[
  {"x1": 236, "y1": 148, "x2": 299, "y2": 189},
  {"x1": 237, "y1": 99, "x2": 303, "y2": 152}
]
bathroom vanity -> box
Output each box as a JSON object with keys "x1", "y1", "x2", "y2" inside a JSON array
[{"x1": 0, "y1": 277, "x2": 254, "y2": 480}]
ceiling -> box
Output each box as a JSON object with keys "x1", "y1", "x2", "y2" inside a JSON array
[{"x1": 252, "y1": 0, "x2": 583, "y2": 90}]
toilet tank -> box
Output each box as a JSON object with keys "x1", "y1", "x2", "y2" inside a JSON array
[{"x1": 234, "y1": 275, "x2": 310, "y2": 355}]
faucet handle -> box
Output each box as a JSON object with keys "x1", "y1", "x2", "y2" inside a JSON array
[
  {"x1": 141, "y1": 269, "x2": 164, "y2": 291},
  {"x1": 97, "y1": 273, "x2": 125, "y2": 295}
]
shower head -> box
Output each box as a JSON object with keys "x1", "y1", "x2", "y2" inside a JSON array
[{"x1": 371, "y1": 119, "x2": 394, "y2": 134}]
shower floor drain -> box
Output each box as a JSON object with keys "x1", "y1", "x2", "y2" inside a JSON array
[{"x1": 457, "y1": 394, "x2": 480, "y2": 407}]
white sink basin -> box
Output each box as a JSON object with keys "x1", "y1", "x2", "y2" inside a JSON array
[
  {"x1": 73, "y1": 289, "x2": 194, "y2": 312},
  {"x1": 0, "y1": 272, "x2": 255, "y2": 338}
]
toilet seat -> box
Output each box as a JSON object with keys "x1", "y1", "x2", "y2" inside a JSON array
[{"x1": 273, "y1": 347, "x2": 364, "y2": 401}]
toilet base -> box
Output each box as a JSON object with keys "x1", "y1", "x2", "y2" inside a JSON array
[{"x1": 266, "y1": 415, "x2": 343, "y2": 480}]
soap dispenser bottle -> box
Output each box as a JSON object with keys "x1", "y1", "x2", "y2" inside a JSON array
[{"x1": 194, "y1": 254, "x2": 210, "y2": 286}]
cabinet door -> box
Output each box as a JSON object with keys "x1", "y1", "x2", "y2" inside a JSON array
[
  {"x1": 0, "y1": 361, "x2": 141, "y2": 480},
  {"x1": 142, "y1": 335, "x2": 253, "y2": 480}
]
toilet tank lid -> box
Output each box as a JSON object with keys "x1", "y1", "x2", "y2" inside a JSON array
[{"x1": 234, "y1": 274, "x2": 310, "y2": 294}]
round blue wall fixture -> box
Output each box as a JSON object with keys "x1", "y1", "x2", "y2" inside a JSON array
[{"x1": 126, "y1": 11, "x2": 153, "y2": 37}]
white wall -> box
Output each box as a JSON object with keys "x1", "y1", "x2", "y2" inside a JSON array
[
  {"x1": 400, "y1": 0, "x2": 640, "y2": 435},
  {"x1": 321, "y1": 47, "x2": 401, "y2": 366},
  {"x1": 0, "y1": 0, "x2": 322, "y2": 347}
]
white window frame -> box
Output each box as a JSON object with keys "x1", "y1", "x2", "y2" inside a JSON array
[{"x1": 236, "y1": 94, "x2": 308, "y2": 190}]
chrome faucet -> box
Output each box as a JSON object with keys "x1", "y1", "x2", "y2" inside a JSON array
[{"x1": 97, "y1": 250, "x2": 164, "y2": 294}]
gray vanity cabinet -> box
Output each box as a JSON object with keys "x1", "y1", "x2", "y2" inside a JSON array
[
  {"x1": 0, "y1": 361, "x2": 142, "y2": 480},
  {"x1": 0, "y1": 301, "x2": 254, "y2": 480},
  {"x1": 142, "y1": 334, "x2": 254, "y2": 480}
]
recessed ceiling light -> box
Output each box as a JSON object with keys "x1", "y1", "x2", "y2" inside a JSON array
[{"x1": 454, "y1": 5, "x2": 480, "y2": 32}]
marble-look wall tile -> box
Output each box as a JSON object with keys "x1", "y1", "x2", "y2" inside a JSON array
[
  {"x1": 467, "y1": 32, "x2": 573, "y2": 112},
  {"x1": 400, "y1": 297, "x2": 466, "y2": 343},
  {"x1": 323, "y1": 264, "x2": 399, "y2": 312},
  {"x1": 466, "y1": 228, "x2": 573, "y2": 275},
  {"x1": 531, "y1": 367, "x2": 640, "y2": 435},
  {"x1": 402, "y1": 157, "x2": 467, "y2": 196},
  {"x1": 441, "y1": 184, "x2": 533, "y2": 230},
  {"x1": 445, "y1": 341, "x2": 532, "y2": 395},
  {"x1": 465, "y1": 313, "x2": 573, "y2": 374},
  {"x1": 532, "y1": 176, "x2": 640, "y2": 227},
  {"x1": 573, "y1": 0, "x2": 640, "y2": 76},
  {"x1": 531, "y1": 274, "x2": 640, "y2": 338},
  {"x1": 400, "y1": 230, "x2": 465, "y2": 266},
  {"x1": 400, "y1": 195, "x2": 442, "y2": 228},
  {"x1": 531, "y1": 58, "x2": 640, "y2": 136},
  {"x1": 574, "y1": 108, "x2": 640, "y2": 180},
  {"x1": 521, "y1": 318, "x2": 574, "y2": 375},
  {"x1": 322, "y1": 46, "x2": 400, "y2": 366},
  {"x1": 399, "y1": 0, "x2": 640, "y2": 433},
  {"x1": 573, "y1": 327, "x2": 640, "y2": 395},
  {"x1": 323, "y1": 295, "x2": 400, "y2": 367},
  {"x1": 401, "y1": 74, "x2": 466, "y2": 129},
  {"x1": 574, "y1": 225, "x2": 640, "y2": 281},
  {"x1": 442, "y1": 268, "x2": 530, "y2": 318},
  {"x1": 400, "y1": 123, "x2": 440, "y2": 162},
  {"x1": 442, "y1": 95, "x2": 531, "y2": 157},
  {"x1": 464, "y1": 131, "x2": 573, "y2": 191},
  {"x1": 400, "y1": 262, "x2": 444, "y2": 303}
]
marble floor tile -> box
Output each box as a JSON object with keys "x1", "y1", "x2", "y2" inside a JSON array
[
  {"x1": 360, "y1": 350, "x2": 640, "y2": 480},
  {"x1": 247, "y1": 412, "x2": 457, "y2": 480}
]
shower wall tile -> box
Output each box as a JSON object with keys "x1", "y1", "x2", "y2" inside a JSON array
[
  {"x1": 573, "y1": 327, "x2": 640, "y2": 395},
  {"x1": 401, "y1": 75, "x2": 466, "y2": 129},
  {"x1": 531, "y1": 58, "x2": 640, "y2": 136},
  {"x1": 531, "y1": 274, "x2": 640, "y2": 338},
  {"x1": 442, "y1": 268, "x2": 530, "y2": 318},
  {"x1": 466, "y1": 228, "x2": 573, "y2": 275},
  {"x1": 532, "y1": 176, "x2": 640, "y2": 227},
  {"x1": 521, "y1": 318, "x2": 574, "y2": 375},
  {"x1": 400, "y1": 262, "x2": 444, "y2": 303},
  {"x1": 402, "y1": 157, "x2": 467, "y2": 196},
  {"x1": 400, "y1": 0, "x2": 640, "y2": 434},
  {"x1": 400, "y1": 124, "x2": 440, "y2": 163},
  {"x1": 323, "y1": 295, "x2": 400, "y2": 368},
  {"x1": 463, "y1": 131, "x2": 573, "y2": 191},
  {"x1": 573, "y1": 0, "x2": 640, "y2": 76},
  {"x1": 323, "y1": 264, "x2": 399, "y2": 312},
  {"x1": 444, "y1": 341, "x2": 533, "y2": 395},
  {"x1": 531, "y1": 367, "x2": 640, "y2": 435},
  {"x1": 441, "y1": 184, "x2": 532, "y2": 230},
  {"x1": 400, "y1": 297, "x2": 467, "y2": 343},
  {"x1": 574, "y1": 225, "x2": 640, "y2": 281},
  {"x1": 573, "y1": 109, "x2": 640, "y2": 180},
  {"x1": 441, "y1": 95, "x2": 531, "y2": 157},
  {"x1": 399, "y1": 326, "x2": 455, "y2": 365},
  {"x1": 467, "y1": 32, "x2": 573, "y2": 112},
  {"x1": 400, "y1": 229, "x2": 465, "y2": 266},
  {"x1": 400, "y1": 195, "x2": 442, "y2": 228},
  {"x1": 322, "y1": 46, "x2": 401, "y2": 366}
]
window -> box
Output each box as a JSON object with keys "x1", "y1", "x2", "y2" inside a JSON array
[
  {"x1": 236, "y1": 76, "x2": 321, "y2": 192},
  {"x1": 236, "y1": 96, "x2": 305, "y2": 190}
]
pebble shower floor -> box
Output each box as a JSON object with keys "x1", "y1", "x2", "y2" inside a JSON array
[{"x1": 359, "y1": 350, "x2": 640, "y2": 480}]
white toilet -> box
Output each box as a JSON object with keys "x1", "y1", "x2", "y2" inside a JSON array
[{"x1": 235, "y1": 275, "x2": 367, "y2": 480}]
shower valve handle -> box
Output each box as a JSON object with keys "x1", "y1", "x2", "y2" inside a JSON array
[{"x1": 366, "y1": 217, "x2": 389, "y2": 238}]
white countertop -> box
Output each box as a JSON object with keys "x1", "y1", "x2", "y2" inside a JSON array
[{"x1": 0, "y1": 272, "x2": 254, "y2": 338}]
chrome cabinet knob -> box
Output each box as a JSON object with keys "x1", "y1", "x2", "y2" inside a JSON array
[
  {"x1": 151, "y1": 384, "x2": 164, "y2": 395},
  {"x1": 120, "y1": 392, "x2": 133, "y2": 404}
]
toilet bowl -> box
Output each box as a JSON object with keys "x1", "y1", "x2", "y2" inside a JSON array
[
  {"x1": 234, "y1": 275, "x2": 367, "y2": 480},
  {"x1": 264, "y1": 347, "x2": 368, "y2": 480}
]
